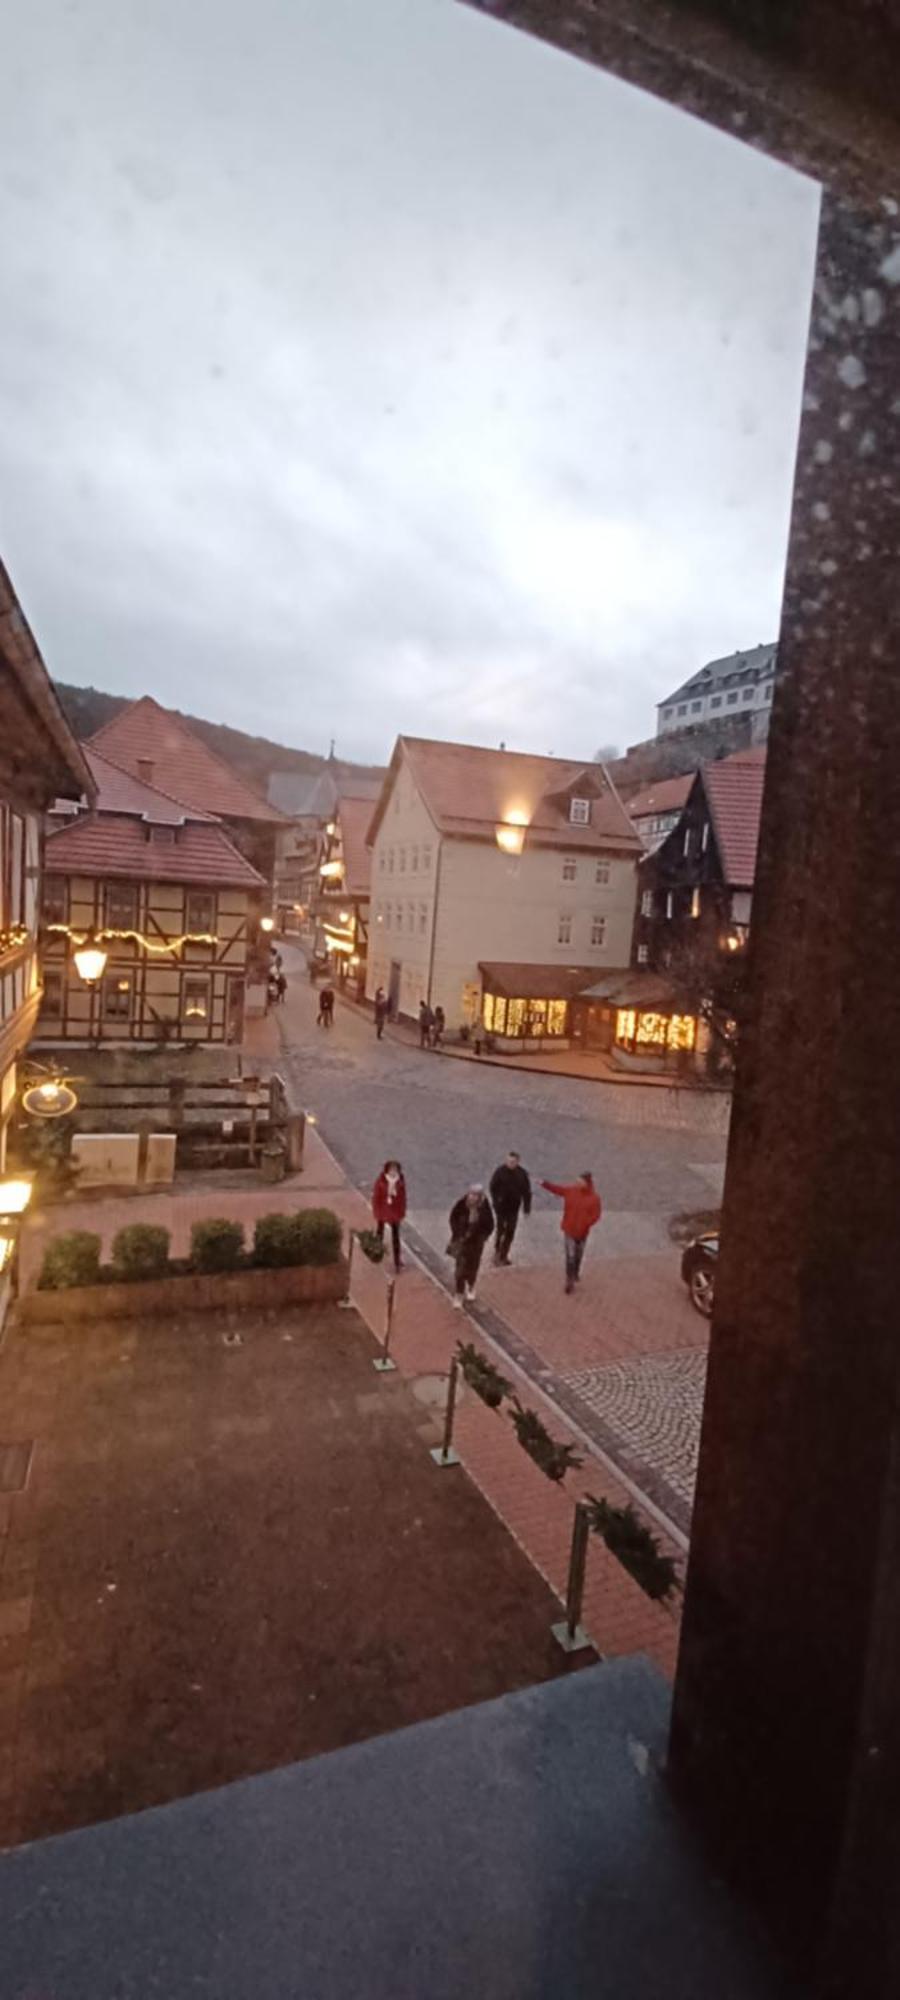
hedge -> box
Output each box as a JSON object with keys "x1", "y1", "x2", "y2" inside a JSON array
[
  {"x1": 190, "y1": 1218, "x2": 245, "y2": 1273},
  {"x1": 38, "y1": 1230, "x2": 101, "y2": 1292}
]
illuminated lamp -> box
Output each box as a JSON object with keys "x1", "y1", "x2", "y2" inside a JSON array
[
  {"x1": 495, "y1": 811, "x2": 527, "y2": 856},
  {"x1": 260, "y1": 916, "x2": 275, "y2": 934},
  {"x1": 0, "y1": 1176, "x2": 34, "y2": 1220},
  {"x1": 339, "y1": 910, "x2": 351, "y2": 925},
  {"x1": 0, "y1": 1231, "x2": 14, "y2": 1274},
  {"x1": 22, "y1": 1076, "x2": 78, "y2": 1119},
  {"x1": 320, "y1": 861, "x2": 343, "y2": 879},
  {"x1": 325, "y1": 822, "x2": 336, "y2": 837},
  {"x1": 72, "y1": 928, "x2": 108, "y2": 986}
]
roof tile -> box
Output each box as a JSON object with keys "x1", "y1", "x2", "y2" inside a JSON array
[
  {"x1": 88, "y1": 696, "x2": 284, "y2": 823},
  {"x1": 374, "y1": 738, "x2": 640, "y2": 853},
  {"x1": 45, "y1": 813, "x2": 265, "y2": 889}
]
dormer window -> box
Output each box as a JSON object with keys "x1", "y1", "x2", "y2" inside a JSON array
[{"x1": 569, "y1": 797, "x2": 590, "y2": 826}]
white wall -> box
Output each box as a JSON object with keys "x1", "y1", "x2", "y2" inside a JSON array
[{"x1": 366, "y1": 757, "x2": 438, "y2": 1016}]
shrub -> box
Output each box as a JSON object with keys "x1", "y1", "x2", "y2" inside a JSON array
[
  {"x1": 252, "y1": 1212, "x2": 297, "y2": 1267},
  {"x1": 294, "y1": 1208, "x2": 342, "y2": 1266},
  {"x1": 508, "y1": 1400, "x2": 583, "y2": 1483},
  {"x1": 190, "y1": 1218, "x2": 245, "y2": 1273},
  {"x1": 38, "y1": 1230, "x2": 101, "y2": 1291},
  {"x1": 110, "y1": 1222, "x2": 171, "y2": 1282},
  {"x1": 585, "y1": 1495, "x2": 680, "y2": 1603},
  {"x1": 456, "y1": 1341, "x2": 512, "y2": 1410}
]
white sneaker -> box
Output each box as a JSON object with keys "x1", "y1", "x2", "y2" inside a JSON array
[
  {"x1": 452, "y1": 1295, "x2": 463, "y2": 1310},
  {"x1": 466, "y1": 1287, "x2": 477, "y2": 1303}
]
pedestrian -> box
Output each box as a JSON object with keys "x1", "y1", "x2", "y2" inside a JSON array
[
  {"x1": 266, "y1": 970, "x2": 279, "y2": 1012},
  {"x1": 489, "y1": 1150, "x2": 532, "y2": 1267},
  {"x1": 317, "y1": 983, "x2": 335, "y2": 1029},
  {"x1": 373, "y1": 987, "x2": 388, "y2": 1040},
  {"x1": 431, "y1": 1004, "x2": 445, "y2": 1049},
  {"x1": 372, "y1": 1159, "x2": 407, "y2": 1272},
  {"x1": 308, "y1": 957, "x2": 318, "y2": 986},
  {"x1": 447, "y1": 1183, "x2": 494, "y2": 1308},
  {"x1": 418, "y1": 998, "x2": 434, "y2": 1049},
  {"x1": 276, "y1": 969, "x2": 287, "y2": 1005},
  {"x1": 540, "y1": 1172, "x2": 602, "y2": 1294}
]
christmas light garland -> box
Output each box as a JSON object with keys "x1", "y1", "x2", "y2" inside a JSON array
[{"x1": 46, "y1": 921, "x2": 219, "y2": 958}]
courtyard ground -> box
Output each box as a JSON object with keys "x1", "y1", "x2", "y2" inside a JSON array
[{"x1": 0, "y1": 1298, "x2": 578, "y2": 1849}]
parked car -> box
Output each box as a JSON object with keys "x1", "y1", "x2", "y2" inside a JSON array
[{"x1": 681, "y1": 1233, "x2": 718, "y2": 1317}]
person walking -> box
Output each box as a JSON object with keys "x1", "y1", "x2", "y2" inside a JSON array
[
  {"x1": 540, "y1": 1172, "x2": 602, "y2": 1293},
  {"x1": 431, "y1": 1004, "x2": 445, "y2": 1049},
  {"x1": 276, "y1": 968, "x2": 287, "y2": 1005},
  {"x1": 489, "y1": 1150, "x2": 532, "y2": 1267},
  {"x1": 372, "y1": 1160, "x2": 407, "y2": 1272},
  {"x1": 447, "y1": 1184, "x2": 494, "y2": 1308},
  {"x1": 418, "y1": 998, "x2": 434, "y2": 1049},
  {"x1": 317, "y1": 983, "x2": 335, "y2": 1029},
  {"x1": 374, "y1": 988, "x2": 388, "y2": 1040}
]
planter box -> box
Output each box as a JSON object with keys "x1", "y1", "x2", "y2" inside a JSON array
[{"x1": 21, "y1": 1257, "x2": 348, "y2": 1327}]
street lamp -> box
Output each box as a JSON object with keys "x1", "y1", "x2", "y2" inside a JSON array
[
  {"x1": 72, "y1": 928, "x2": 108, "y2": 986},
  {"x1": 22, "y1": 1074, "x2": 78, "y2": 1118},
  {"x1": 260, "y1": 915, "x2": 275, "y2": 934}
]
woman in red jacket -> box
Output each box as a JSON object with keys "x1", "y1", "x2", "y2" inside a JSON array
[
  {"x1": 372, "y1": 1160, "x2": 407, "y2": 1272},
  {"x1": 541, "y1": 1172, "x2": 602, "y2": 1294}
]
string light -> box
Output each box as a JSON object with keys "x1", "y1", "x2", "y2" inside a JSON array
[
  {"x1": 46, "y1": 922, "x2": 219, "y2": 959},
  {"x1": 0, "y1": 924, "x2": 30, "y2": 957}
]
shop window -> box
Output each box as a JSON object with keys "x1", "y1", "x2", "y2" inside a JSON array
[
  {"x1": 546, "y1": 999, "x2": 567, "y2": 1036},
  {"x1": 557, "y1": 913, "x2": 573, "y2": 945},
  {"x1": 104, "y1": 971, "x2": 134, "y2": 1020},
  {"x1": 185, "y1": 890, "x2": 216, "y2": 934},
  {"x1": 506, "y1": 997, "x2": 526, "y2": 1037},
  {"x1": 43, "y1": 875, "x2": 68, "y2": 926},
  {"x1": 667, "y1": 1013, "x2": 697, "y2": 1051},
  {"x1": 183, "y1": 975, "x2": 211, "y2": 1025},
  {"x1": 529, "y1": 1000, "x2": 548, "y2": 1036},
  {"x1": 105, "y1": 883, "x2": 139, "y2": 931},
  {"x1": 591, "y1": 915, "x2": 606, "y2": 947},
  {"x1": 595, "y1": 860, "x2": 610, "y2": 885},
  {"x1": 562, "y1": 856, "x2": 577, "y2": 881},
  {"x1": 492, "y1": 995, "x2": 507, "y2": 1035},
  {"x1": 569, "y1": 798, "x2": 590, "y2": 825},
  {"x1": 482, "y1": 993, "x2": 495, "y2": 1031}
]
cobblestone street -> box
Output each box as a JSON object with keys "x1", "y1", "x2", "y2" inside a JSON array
[{"x1": 271, "y1": 948, "x2": 727, "y2": 1530}]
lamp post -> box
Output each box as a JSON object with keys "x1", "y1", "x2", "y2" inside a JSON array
[
  {"x1": 0, "y1": 1174, "x2": 34, "y2": 1298},
  {"x1": 71, "y1": 927, "x2": 108, "y2": 1045}
]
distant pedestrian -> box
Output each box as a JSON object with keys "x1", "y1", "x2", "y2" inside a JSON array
[
  {"x1": 447, "y1": 1184, "x2": 494, "y2": 1308},
  {"x1": 308, "y1": 957, "x2": 318, "y2": 986},
  {"x1": 418, "y1": 999, "x2": 434, "y2": 1049},
  {"x1": 372, "y1": 1160, "x2": 407, "y2": 1272},
  {"x1": 276, "y1": 970, "x2": 287, "y2": 1005},
  {"x1": 489, "y1": 1150, "x2": 532, "y2": 1267},
  {"x1": 317, "y1": 984, "x2": 335, "y2": 1029},
  {"x1": 431, "y1": 1004, "x2": 445, "y2": 1049},
  {"x1": 373, "y1": 988, "x2": 388, "y2": 1039},
  {"x1": 266, "y1": 970, "x2": 279, "y2": 1012},
  {"x1": 541, "y1": 1173, "x2": 602, "y2": 1294}
]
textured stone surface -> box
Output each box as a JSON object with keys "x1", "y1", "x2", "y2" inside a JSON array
[{"x1": 562, "y1": 1350, "x2": 706, "y2": 1512}]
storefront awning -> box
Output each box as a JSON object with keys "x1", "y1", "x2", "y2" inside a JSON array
[{"x1": 479, "y1": 962, "x2": 607, "y2": 1001}]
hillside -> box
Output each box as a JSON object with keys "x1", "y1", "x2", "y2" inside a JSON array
[{"x1": 52, "y1": 682, "x2": 383, "y2": 796}]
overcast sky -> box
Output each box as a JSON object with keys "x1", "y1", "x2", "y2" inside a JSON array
[{"x1": 1, "y1": 0, "x2": 819, "y2": 764}]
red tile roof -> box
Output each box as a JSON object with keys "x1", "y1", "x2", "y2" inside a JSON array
[
  {"x1": 372, "y1": 738, "x2": 640, "y2": 853},
  {"x1": 88, "y1": 696, "x2": 284, "y2": 823},
  {"x1": 45, "y1": 813, "x2": 265, "y2": 889},
  {"x1": 626, "y1": 774, "x2": 694, "y2": 821},
  {"x1": 336, "y1": 795, "x2": 374, "y2": 897},
  {"x1": 702, "y1": 748, "x2": 767, "y2": 887},
  {"x1": 82, "y1": 747, "x2": 218, "y2": 822}
]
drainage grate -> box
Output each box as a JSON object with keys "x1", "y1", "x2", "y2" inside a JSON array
[{"x1": 0, "y1": 1440, "x2": 34, "y2": 1493}]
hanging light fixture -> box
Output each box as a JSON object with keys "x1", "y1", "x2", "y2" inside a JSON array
[
  {"x1": 21, "y1": 1065, "x2": 79, "y2": 1119},
  {"x1": 0, "y1": 1175, "x2": 34, "y2": 1220},
  {"x1": 72, "y1": 927, "x2": 108, "y2": 986}
]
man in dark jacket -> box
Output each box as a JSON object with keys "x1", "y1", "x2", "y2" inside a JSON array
[
  {"x1": 489, "y1": 1151, "x2": 532, "y2": 1267},
  {"x1": 448, "y1": 1185, "x2": 494, "y2": 1307}
]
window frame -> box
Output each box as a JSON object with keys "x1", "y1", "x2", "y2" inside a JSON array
[
  {"x1": 568, "y1": 797, "x2": 590, "y2": 826},
  {"x1": 562, "y1": 855, "x2": 577, "y2": 882},
  {"x1": 103, "y1": 969, "x2": 135, "y2": 1021},
  {"x1": 185, "y1": 888, "x2": 217, "y2": 936},
  {"x1": 590, "y1": 914, "x2": 607, "y2": 947},
  {"x1": 557, "y1": 912, "x2": 573, "y2": 946},
  {"x1": 104, "y1": 881, "x2": 139, "y2": 932},
  {"x1": 182, "y1": 971, "x2": 212, "y2": 1027}
]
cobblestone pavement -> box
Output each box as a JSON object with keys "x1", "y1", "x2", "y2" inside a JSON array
[
  {"x1": 560, "y1": 1351, "x2": 708, "y2": 1516},
  {"x1": 267, "y1": 949, "x2": 724, "y2": 1530}
]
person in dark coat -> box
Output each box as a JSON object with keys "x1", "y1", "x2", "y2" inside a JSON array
[
  {"x1": 317, "y1": 983, "x2": 335, "y2": 1028},
  {"x1": 418, "y1": 999, "x2": 434, "y2": 1049},
  {"x1": 372, "y1": 1160, "x2": 407, "y2": 1272},
  {"x1": 489, "y1": 1151, "x2": 532, "y2": 1267},
  {"x1": 374, "y1": 988, "x2": 388, "y2": 1040},
  {"x1": 447, "y1": 1184, "x2": 494, "y2": 1307},
  {"x1": 431, "y1": 1005, "x2": 445, "y2": 1049}
]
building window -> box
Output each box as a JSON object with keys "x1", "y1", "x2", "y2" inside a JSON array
[
  {"x1": 388, "y1": 848, "x2": 395, "y2": 873},
  {"x1": 665, "y1": 892, "x2": 674, "y2": 920},
  {"x1": 595, "y1": 859, "x2": 610, "y2": 885},
  {"x1": 406, "y1": 901, "x2": 415, "y2": 932},
  {"x1": 104, "y1": 971, "x2": 134, "y2": 1020},
  {"x1": 557, "y1": 914, "x2": 573, "y2": 945},
  {"x1": 411, "y1": 845, "x2": 419, "y2": 873},
  {"x1": 727, "y1": 692, "x2": 738, "y2": 705},
  {"x1": 591, "y1": 915, "x2": 607, "y2": 947},
  {"x1": 683, "y1": 826, "x2": 692, "y2": 856},
  {"x1": 637, "y1": 944, "x2": 649, "y2": 966},
  {"x1": 422, "y1": 844, "x2": 432, "y2": 872},
  {"x1": 691, "y1": 700, "x2": 702, "y2": 713},
  {"x1": 384, "y1": 905, "x2": 392, "y2": 930},
  {"x1": 395, "y1": 903, "x2": 403, "y2": 933},
  {"x1": 641, "y1": 890, "x2": 654, "y2": 918},
  {"x1": 677, "y1": 705, "x2": 687, "y2": 717},
  {"x1": 691, "y1": 887, "x2": 701, "y2": 919},
  {"x1": 562, "y1": 856, "x2": 577, "y2": 882},
  {"x1": 663, "y1": 708, "x2": 673, "y2": 721},
  {"x1": 105, "y1": 883, "x2": 139, "y2": 931},
  {"x1": 418, "y1": 902, "x2": 427, "y2": 936},
  {"x1": 378, "y1": 851, "x2": 385, "y2": 872},
  {"x1": 711, "y1": 695, "x2": 722, "y2": 709},
  {"x1": 569, "y1": 798, "x2": 590, "y2": 825},
  {"x1": 43, "y1": 875, "x2": 68, "y2": 926},
  {"x1": 701, "y1": 821, "x2": 710, "y2": 852},
  {"x1": 183, "y1": 974, "x2": 211, "y2": 1025},
  {"x1": 764, "y1": 684, "x2": 773, "y2": 703},
  {"x1": 40, "y1": 968, "x2": 63, "y2": 1014},
  {"x1": 185, "y1": 890, "x2": 216, "y2": 934},
  {"x1": 398, "y1": 847, "x2": 406, "y2": 872}
]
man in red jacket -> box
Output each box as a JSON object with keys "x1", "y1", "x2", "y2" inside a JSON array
[{"x1": 541, "y1": 1172, "x2": 602, "y2": 1294}]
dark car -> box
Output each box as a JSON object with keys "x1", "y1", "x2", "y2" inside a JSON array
[{"x1": 681, "y1": 1233, "x2": 718, "y2": 1317}]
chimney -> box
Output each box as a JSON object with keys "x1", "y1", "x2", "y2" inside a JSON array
[{"x1": 137, "y1": 758, "x2": 154, "y2": 784}]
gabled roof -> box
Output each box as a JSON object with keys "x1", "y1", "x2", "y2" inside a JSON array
[
  {"x1": 81, "y1": 747, "x2": 218, "y2": 823},
  {"x1": 45, "y1": 813, "x2": 265, "y2": 889},
  {"x1": 627, "y1": 774, "x2": 694, "y2": 821},
  {"x1": 268, "y1": 769, "x2": 340, "y2": 819},
  {"x1": 371, "y1": 738, "x2": 641, "y2": 855},
  {"x1": 88, "y1": 696, "x2": 284, "y2": 823},
  {"x1": 700, "y1": 747, "x2": 767, "y2": 888},
  {"x1": 0, "y1": 558, "x2": 95, "y2": 802},
  {"x1": 659, "y1": 641, "x2": 777, "y2": 711},
  {"x1": 335, "y1": 795, "x2": 374, "y2": 897}
]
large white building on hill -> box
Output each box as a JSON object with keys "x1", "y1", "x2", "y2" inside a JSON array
[{"x1": 657, "y1": 642, "x2": 777, "y2": 738}]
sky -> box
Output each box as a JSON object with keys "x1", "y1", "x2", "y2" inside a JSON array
[{"x1": 0, "y1": 0, "x2": 820, "y2": 764}]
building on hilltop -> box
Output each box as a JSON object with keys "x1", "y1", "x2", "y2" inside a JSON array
[
  {"x1": 38, "y1": 747, "x2": 266, "y2": 1046},
  {"x1": 366, "y1": 737, "x2": 641, "y2": 1045},
  {"x1": 656, "y1": 642, "x2": 777, "y2": 740}
]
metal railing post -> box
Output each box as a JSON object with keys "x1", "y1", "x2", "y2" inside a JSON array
[
  {"x1": 430, "y1": 1356, "x2": 461, "y2": 1467},
  {"x1": 337, "y1": 1228, "x2": 356, "y2": 1310},
  {"x1": 373, "y1": 1274, "x2": 398, "y2": 1372},
  {"x1": 552, "y1": 1501, "x2": 593, "y2": 1653}
]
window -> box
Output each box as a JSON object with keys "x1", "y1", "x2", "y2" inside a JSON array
[
  {"x1": 665, "y1": 892, "x2": 674, "y2": 920},
  {"x1": 710, "y1": 695, "x2": 722, "y2": 709},
  {"x1": 43, "y1": 875, "x2": 68, "y2": 925},
  {"x1": 185, "y1": 890, "x2": 216, "y2": 934},
  {"x1": 569, "y1": 798, "x2": 590, "y2": 825},
  {"x1": 683, "y1": 826, "x2": 692, "y2": 856},
  {"x1": 691, "y1": 700, "x2": 702, "y2": 713},
  {"x1": 764, "y1": 684, "x2": 773, "y2": 703},
  {"x1": 104, "y1": 971, "x2": 134, "y2": 1020},
  {"x1": 727, "y1": 692, "x2": 738, "y2": 705},
  {"x1": 663, "y1": 708, "x2": 673, "y2": 721},
  {"x1": 591, "y1": 915, "x2": 607, "y2": 947},
  {"x1": 641, "y1": 890, "x2": 654, "y2": 918},
  {"x1": 388, "y1": 848, "x2": 395, "y2": 873},
  {"x1": 418, "y1": 902, "x2": 427, "y2": 936},
  {"x1": 407, "y1": 901, "x2": 415, "y2": 932},
  {"x1": 105, "y1": 883, "x2": 138, "y2": 931},
  {"x1": 546, "y1": 999, "x2": 567, "y2": 1036},
  {"x1": 422, "y1": 844, "x2": 432, "y2": 872},
  {"x1": 595, "y1": 860, "x2": 610, "y2": 886},
  {"x1": 557, "y1": 913, "x2": 573, "y2": 945},
  {"x1": 378, "y1": 851, "x2": 385, "y2": 872},
  {"x1": 677, "y1": 704, "x2": 687, "y2": 716},
  {"x1": 562, "y1": 856, "x2": 577, "y2": 882},
  {"x1": 691, "y1": 887, "x2": 702, "y2": 919},
  {"x1": 384, "y1": 904, "x2": 392, "y2": 930},
  {"x1": 398, "y1": 847, "x2": 406, "y2": 872},
  {"x1": 411, "y1": 845, "x2": 419, "y2": 873},
  {"x1": 183, "y1": 974, "x2": 211, "y2": 1025},
  {"x1": 701, "y1": 821, "x2": 710, "y2": 853},
  {"x1": 637, "y1": 944, "x2": 649, "y2": 966},
  {"x1": 40, "y1": 968, "x2": 63, "y2": 1014},
  {"x1": 395, "y1": 903, "x2": 404, "y2": 932}
]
